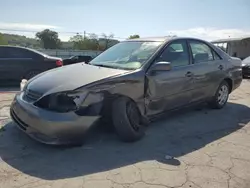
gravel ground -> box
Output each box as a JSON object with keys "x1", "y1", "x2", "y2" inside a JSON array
[{"x1": 0, "y1": 81, "x2": 250, "y2": 188}]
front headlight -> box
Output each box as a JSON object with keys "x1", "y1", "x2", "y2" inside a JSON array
[{"x1": 35, "y1": 91, "x2": 88, "y2": 112}]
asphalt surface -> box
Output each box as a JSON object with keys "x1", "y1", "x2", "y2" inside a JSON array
[{"x1": 1, "y1": 81, "x2": 250, "y2": 188}]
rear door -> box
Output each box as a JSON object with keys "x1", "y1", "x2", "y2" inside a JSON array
[
  {"x1": 187, "y1": 39, "x2": 227, "y2": 102},
  {"x1": 0, "y1": 47, "x2": 10, "y2": 82},
  {"x1": 7, "y1": 47, "x2": 35, "y2": 81}
]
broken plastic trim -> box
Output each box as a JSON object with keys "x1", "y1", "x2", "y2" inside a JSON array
[{"x1": 35, "y1": 91, "x2": 88, "y2": 113}]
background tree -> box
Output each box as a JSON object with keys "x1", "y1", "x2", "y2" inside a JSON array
[
  {"x1": 128, "y1": 34, "x2": 140, "y2": 39},
  {"x1": 36, "y1": 29, "x2": 61, "y2": 49},
  {"x1": 70, "y1": 33, "x2": 118, "y2": 51},
  {"x1": 101, "y1": 33, "x2": 115, "y2": 50},
  {"x1": 70, "y1": 34, "x2": 100, "y2": 50},
  {"x1": 69, "y1": 34, "x2": 85, "y2": 50},
  {"x1": 0, "y1": 33, "x2": 8, "y2": 45}
]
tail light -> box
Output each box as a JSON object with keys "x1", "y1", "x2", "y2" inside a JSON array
[{"x1": 56, "y1": 60, "x2": 63, "y2": 66}]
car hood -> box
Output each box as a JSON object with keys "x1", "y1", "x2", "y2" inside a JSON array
[
  {"x1": 26, "y1": 63, "x2": 129, "y2": 96},
  {"x1": 242, "y1": 56, "x2": 250, "y2": 66}
]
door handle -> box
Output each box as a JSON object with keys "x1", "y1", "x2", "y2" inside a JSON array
[
  {"x1": 185, "y1": 71, "x2": 193, "y2": 77},
  {"x1": 218, "y1": 65, "x2": 224, "y2": 70}
]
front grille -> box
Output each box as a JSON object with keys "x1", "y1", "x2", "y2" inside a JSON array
[
  {"x1": 10, "y1": 109, "x2": 28, "y2": 131},
  {"x1": 24, "y1": 89, "x2": 43, "y2": 102}
]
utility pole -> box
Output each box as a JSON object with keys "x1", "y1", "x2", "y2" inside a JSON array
[{"x1": 84, "y1": 31, "x2": 86, "y2": 39}]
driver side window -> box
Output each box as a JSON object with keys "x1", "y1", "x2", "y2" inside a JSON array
[{"x1": 156, "y1": 40, "x2": 190, "y2": 67}]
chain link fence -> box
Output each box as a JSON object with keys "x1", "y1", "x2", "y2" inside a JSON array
[{"x1": 36, "y1": 49, "x2": 102, "y2": 59}]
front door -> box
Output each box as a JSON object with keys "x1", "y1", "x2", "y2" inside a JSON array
[{"x1": 145, "y1": 39, "x2": 194, "y2": 116}]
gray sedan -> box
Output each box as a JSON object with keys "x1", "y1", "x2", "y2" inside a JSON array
[{"x1": 10, "y1": 37, "x2": 243, "y2": 145}]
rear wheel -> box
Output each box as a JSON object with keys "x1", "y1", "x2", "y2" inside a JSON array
[
  {"x1": 112, "y1": 97, "x2": 145, "y2": 142},
  {"x1": 209, "y1": 81, "x2": 229, "y2": 109}
]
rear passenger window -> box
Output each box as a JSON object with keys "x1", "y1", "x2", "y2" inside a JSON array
[
  {"x1": 156, "y1": 40, "x2": 190, "y2": 67},
  {"x1": 5, "y1": 48, "x2": 36, "y2": 59},
  {"x1": 6, "y1": 48, "x2": 29, "y2": 58},
  {"x1": 189, "y1": 41, "x2": 214, "y2": 63}
]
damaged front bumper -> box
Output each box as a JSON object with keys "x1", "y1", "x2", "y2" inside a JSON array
[{"x1": 10, "y1": 92, "x2": 102, "y2": 145}]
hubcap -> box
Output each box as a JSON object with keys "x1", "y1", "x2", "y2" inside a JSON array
[{"x1": 217, "y1": 85, "x2": 229, "y2": 105}]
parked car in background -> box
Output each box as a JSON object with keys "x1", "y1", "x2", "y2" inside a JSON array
[
  {"x1": 63, "y1": 55, "x2": 93, "y2": 65},
  {"x1": 10, "y1": 37, "x2": 242, "y2": 145},
  {"x1": 242, "y1": 56, "x2": 250, "y2": 77},
  {"x1": 0, "y1": 45, "x2": 63, "y2": 85}
]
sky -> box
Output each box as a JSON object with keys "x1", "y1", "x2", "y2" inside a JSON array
[{"x1": 1, "y1": 0, "x2": 250, "y2": 41}]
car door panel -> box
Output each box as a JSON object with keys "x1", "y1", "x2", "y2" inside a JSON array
[
  {"x1": 9, "y1": 58, "x2": 34, "y2": 81},
  {"x1": 188, "y1": 40, "x2": 227, "y2": 102},
  {"x1": 145, "y1": 39, "x2": 194, "y2": 116},
  {"x1": 145, "y1": 66, "x2": 193, "y2": 115},
  {"x1": 0, "y1": 48, "x2": 12, "y2": 82}
]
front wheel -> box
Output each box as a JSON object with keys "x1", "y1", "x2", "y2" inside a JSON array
[
  {"x1": 209, "y1": 81, "x2": 230, "y2": 109},
  {"x1": 112, "y1": 97, "x2": 145, "y2": 142}
]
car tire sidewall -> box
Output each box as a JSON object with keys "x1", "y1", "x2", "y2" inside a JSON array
[
  {"x1": 112, "y1": 97, "x2": 145, "y2": 142},
  {"x1": 213, "y1": 81, "x2": 230, "y2": 109}
]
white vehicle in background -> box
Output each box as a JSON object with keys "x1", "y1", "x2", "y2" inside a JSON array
[{"x1": 211, "y1": 37, "x2": 250, "y2": 60}]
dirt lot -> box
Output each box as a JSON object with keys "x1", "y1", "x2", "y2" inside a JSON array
[{"x1": 1, "y1": 81, "x2": 250, "y2": 188}]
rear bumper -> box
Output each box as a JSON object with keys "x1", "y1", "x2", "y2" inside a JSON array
[{"x1": 10, "y1": 93, "x2": 101, "y2": 145}]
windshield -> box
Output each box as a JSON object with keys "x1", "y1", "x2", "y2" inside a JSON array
[{"x1": 89, "y1": 41, "x2": 163, "y2": 70}]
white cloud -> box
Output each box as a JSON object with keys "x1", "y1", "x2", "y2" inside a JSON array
[
  {"x1": 0, "y1": 22, "x2": 71, "y2": 41},
  {"x1": 0, "y1": 22, "x2": 60, "y2": 31},
  {"x1": 167, "y1": 27, "x2": 250, "y2": 41}
]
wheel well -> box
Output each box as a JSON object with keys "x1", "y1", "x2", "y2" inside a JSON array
[
  {"x1": 100, "y1": 94, "x2": 132, "y2": 117},
  {"x1": 101, "y1": 94, "x2": 144, "y2": 118},
  {"x1": 224, "y1": 78, "x2": 233, "y2": 93}
]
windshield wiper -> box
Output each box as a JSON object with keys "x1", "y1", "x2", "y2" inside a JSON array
[{"x1": 91, "y1": 64, "x2": 119, "y2": 69}]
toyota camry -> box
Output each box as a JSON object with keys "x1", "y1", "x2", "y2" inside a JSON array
[{"x1": 10, "y1": 37, "x2": 242, "y2": 145}]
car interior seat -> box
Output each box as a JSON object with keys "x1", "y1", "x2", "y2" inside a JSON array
[{"x1": 194, "y1": 53, "x2": 209, "y2": 63}]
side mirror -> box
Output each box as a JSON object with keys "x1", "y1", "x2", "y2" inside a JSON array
[{"x1": 150, "y1": 61, "x2": 172, "y2": 72}]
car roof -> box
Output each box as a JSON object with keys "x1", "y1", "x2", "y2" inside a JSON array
[
  {"x1": 0, "y1": 45, "x2": 28, "y2": 48},
  {"x1": 125, "y1": 36, "x2": 174, "y2": 42},
  {"x1": 124, "y1": 36, "x2": 211, "y2": 43}
]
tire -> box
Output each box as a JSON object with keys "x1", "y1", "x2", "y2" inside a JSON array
[
  {"x1": 112, "y1": 97, "x2": 145, "y2": 142},
  {"x1": 209, "y1": 81, "x2": 230, "y2": 109},
  {"x1": 25, "y1": 70, "x2": 40, "y2": 80},
  {"x1": 243, "y1": 75, "x2": 248, "y2": 79}
]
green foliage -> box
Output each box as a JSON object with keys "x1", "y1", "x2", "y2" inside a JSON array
[
  {"x1": 36, "y1": 29, "x2": 61, "y2": 49},
  {"x1": 70, "y1": 33, "x2": 119, "y2": 51},
  {"x1": 70, "y1": 34, "x2": 99, "y2": 50},
  {"x1": 0, "y1": 33, "x2": 8, "y2": 45},
  {"x1": 0, "y1": 33, "x2": 39, "y2": 47},
  {"x1": 128, "y1": 34, "x2": 140, "y2": 39},
  {"x1": 0, "y1": 30, "x2": 120, "y2": 51}
]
